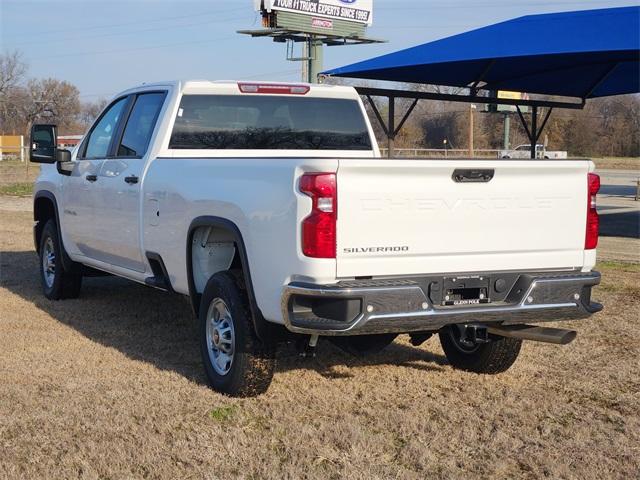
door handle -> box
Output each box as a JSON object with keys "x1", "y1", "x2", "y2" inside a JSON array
[
  {"x1": 86, "y1": 174, "x2": 98, "y2": 182},
  {"x1": 124, "y1": 175, "x2": 139, "y2": 185},
  {"x1": 452, "y1": 169, "x2": 495, "y2": 183}
]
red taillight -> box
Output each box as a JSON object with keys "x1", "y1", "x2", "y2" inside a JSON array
[
  {"x1": 300, "y1": 173, "x2": 337, "y2": 259},
  {"x1": 585, "y1": 173, "x2": 600, "y2": 250},
  {"x1": 238, "y1": 83, "x2": 310, "y2": 95}
]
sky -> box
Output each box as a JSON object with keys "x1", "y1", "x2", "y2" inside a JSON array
[{"x1": 1, "y1": 0, "x2": 638, "y2": 102}]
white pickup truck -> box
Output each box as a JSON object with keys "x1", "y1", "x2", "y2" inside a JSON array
[
  {"x1": 499, "y1": 144, "x2": 568, "y2": 159},
  {"x1": 30, "y1": 80, "x2": 602, "y2": 397}
]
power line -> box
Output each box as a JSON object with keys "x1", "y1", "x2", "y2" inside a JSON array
[
  {"x1": 11, "y1": 13, "x2": 251, "y2": 47},
  {"x1": 31, "y1": 35, "x2": 238, "y2": 61},
  {"x1": 8, "y1": 6, "x2": 249, "y2": 40}
]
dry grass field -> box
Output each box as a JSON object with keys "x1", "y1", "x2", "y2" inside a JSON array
[
  {"x1": 1, "y1": 209, "x2": 639, "y2": 479},
  {"x1": 592, "y1": 157, "x2": 639, "y2": 171}
]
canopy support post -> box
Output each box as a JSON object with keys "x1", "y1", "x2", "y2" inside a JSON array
[
  {"x1": 517, "y1": 105, "x2": 553, "y2": 159},
  {"x1": 388, "y1": 96, "x2": 395, "y2": 158},
  {"x1": 365, "y1": 95, "x2": 389, "y2": 137},
  {"x1": 536, "y1": 108, "x2": 553, "y2": 144},
  {"x1": 394, "y1": 99, "x2": 419, "y2": 137},
  {"x1": 516, "y1": 105, "x2": 532, "y2": 144},
  {"x1": 530, "y1": 107, "x2": 538, "y2": 159},
  {"x1": 365, "y1": 94, "x2": 418, "y2": 159}
]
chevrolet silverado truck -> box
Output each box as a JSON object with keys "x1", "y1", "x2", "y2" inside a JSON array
[{"x1": 30, "y1": 80, "x2": 602, "y2": 397}]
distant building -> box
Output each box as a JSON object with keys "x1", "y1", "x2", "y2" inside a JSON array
[
  {"x1": 0, "y1": 135, "x2": 24, "y2": 161},
  {"x1": 58, "y1": 135, "x2": 83, "y2": 149}
]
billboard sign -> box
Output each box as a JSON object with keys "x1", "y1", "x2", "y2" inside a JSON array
[
  {"x1": 256, "y1": 0, "x2": 374, "y2": 26},
  {"x1": 497, "y1": 90, "x2": 529, "y2": 113}
]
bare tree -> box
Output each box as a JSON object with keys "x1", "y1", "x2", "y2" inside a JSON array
[
  {"x1": 0, "y1": 51, "x2": 28, "y2": 133},
  {"x1": 78, "y1": 98, "x2": 108, "y2": 130},
  {"x1": 0, "y1": 50, "x2": 27, "y2": 97},
  {"x1": 17, "y1": 78, "x2": 81, "y2": 135}
]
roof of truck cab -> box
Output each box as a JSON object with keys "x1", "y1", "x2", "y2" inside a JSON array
[
  {"x1": 180, "y1": 80, "x2": 360, "y2": 98},
  {"x1": 115, "y1": 80, "x2": 360, "y2": 100}
]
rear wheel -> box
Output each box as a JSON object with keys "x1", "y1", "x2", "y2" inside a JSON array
[
  {"x1": 439, "y1": 325, "x2": 521, "y2": 374},
  {"x1": 199, "y1": 271, "x2": 275, "y2": 397},
  {"x1": 333, "y1": 333, "x2": 397, "y2": 357},
  {"x1": 39, "y1": 219, "x2": 82, "y2": 300}
]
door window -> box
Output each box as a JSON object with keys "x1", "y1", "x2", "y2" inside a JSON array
[
  {"x1": 117, "y1": 92, "x2": 166, "y2": 158},
  {"x1": 82, "y1": 97, "x2": 128, "y2": 159}
]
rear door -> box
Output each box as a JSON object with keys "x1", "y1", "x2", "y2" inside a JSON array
[
  {"x1": 336, "y1": 159, "x2": 590, "y2": 278},
  {"x1": 92, "y1": 91, "x2": 166, "y2": 272}
]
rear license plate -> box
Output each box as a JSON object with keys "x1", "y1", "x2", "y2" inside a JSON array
[{"x1": 442, "y1": 276, "x2": 490, "y2": 306}]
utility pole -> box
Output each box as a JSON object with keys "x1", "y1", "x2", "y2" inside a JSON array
[
  {"x1": 503, "y1": 113, "x2": 511, "y2": 150},
  {"x1": 468, "y1": 103, "x2": 475, "y2": 157}
]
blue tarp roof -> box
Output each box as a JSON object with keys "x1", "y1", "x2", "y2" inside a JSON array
[{"x1": 323, "y1": 6, "x2": 640, "y2": 99}]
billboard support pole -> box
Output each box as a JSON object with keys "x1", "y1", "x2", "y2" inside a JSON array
[{"x1": 306, "y1": 36, "x2": 324, "y2": 84}]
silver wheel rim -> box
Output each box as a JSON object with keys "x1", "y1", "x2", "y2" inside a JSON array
[
  {"x1": 42, "y1": 237, "x2": 56, "y2": 288},
  {"x1": 205, "y1": 298, "x2": 235, "y2": 376}
]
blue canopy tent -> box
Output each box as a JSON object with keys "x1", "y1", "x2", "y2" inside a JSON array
[{"x1": 322, "y1": 6, "x2": 640, "y2": 158}]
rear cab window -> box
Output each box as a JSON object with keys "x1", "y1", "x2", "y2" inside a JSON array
[{"x1": 169, "y1": 94, "x2": 372, "y2": 151}]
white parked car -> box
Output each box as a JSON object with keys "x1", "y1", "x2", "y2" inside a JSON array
[
  {"x1": 499, "y1": 144, "x2": 568, "y2": 159},
  {"x1": 30, "y1": 80, "x2": 601, "y2": 396}
]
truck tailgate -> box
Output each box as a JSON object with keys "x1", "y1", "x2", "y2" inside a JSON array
[{"x1": 336, "y1": 159, "x2": 591, "y2": 278}]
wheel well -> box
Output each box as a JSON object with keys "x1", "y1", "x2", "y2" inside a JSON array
[
  {"x1": 190, "y1": 225, "x2": 237, "y2": 296},
  {"x1": 187, "y1": 217, "x2": 283, "y2": 344},
  {"x1": 34, "y1": 196, "x2": 56, "y2": 254}
]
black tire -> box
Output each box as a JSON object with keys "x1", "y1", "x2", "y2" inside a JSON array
[
  {"x1": 439, "y1": 326, "x2": 521, "y2": 374},
  {"x1": 332, "y1": 333, "x2": 397, "y2": 357},
  {"x1": 38, "y1": 219, "x2": 82, "y2": 300},
  {"x1": 199, "y1": 271, "x2": 275, "y2": 397}
]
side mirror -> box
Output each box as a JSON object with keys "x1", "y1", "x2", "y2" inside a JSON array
[
  {"x1": 57, "y1": 149, "x2": 71, "y2": 162},
  {"x1": 30, "y1": 124, "x2": 58, "y2": 164}
]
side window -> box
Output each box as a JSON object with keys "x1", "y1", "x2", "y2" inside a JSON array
[
  {"x1": 117, "y1": 92, "x2": 165, "y2": 158},
  {"x1": 83, "y1": 97, "x2": 128, "y2": 159}
]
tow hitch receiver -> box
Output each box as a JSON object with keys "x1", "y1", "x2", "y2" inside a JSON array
[{"x1": 459, "y1": 324, "x2": 490, "y2": 348}]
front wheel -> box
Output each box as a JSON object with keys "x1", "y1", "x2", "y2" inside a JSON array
[
  {"x1": 439, "y1": 325, "x2": 521, "y2": 374},
  {"x1": 39, "y1": 219, "x2": 82, "y2": 300},
  {"x1": 199, "y1": 271, "x2": 275, "y2": 397}
]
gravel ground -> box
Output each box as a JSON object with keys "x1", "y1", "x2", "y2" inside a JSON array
[{"x1": 0, "y1": 207, "x2": 639, "y2": 479}]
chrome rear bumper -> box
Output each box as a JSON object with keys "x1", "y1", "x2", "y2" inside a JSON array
[{"x1": 281, "y1": 271, "x2": 602, "y2": 336}]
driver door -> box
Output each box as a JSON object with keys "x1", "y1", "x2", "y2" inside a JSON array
[{"x1": 60, "y1": 96, "x2": 130, "y2": 258}]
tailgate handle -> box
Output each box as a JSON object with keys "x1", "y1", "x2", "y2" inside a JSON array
[{"x1": 452, "y1": 169, "x2": 495, "y2": 183}]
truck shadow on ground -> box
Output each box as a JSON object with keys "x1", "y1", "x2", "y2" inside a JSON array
[{"x1": 1, "y1": 250, "x2": 446, "y2": 387}]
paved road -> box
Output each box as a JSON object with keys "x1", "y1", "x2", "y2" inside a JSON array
[
  {"x1": 596, "y1": 169, "x2": 639, "y2": 239},
  {"x1": 598, "y1": 169, "x2": 640, "y2": 198}
]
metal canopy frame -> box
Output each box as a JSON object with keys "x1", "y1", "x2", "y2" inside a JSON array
[
  {"x1": 355, "y1": 86, "x2": 585, "y2": 159},
  {"x1": 237, "y1": 28, "x2": 385, "y2": 46}
]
